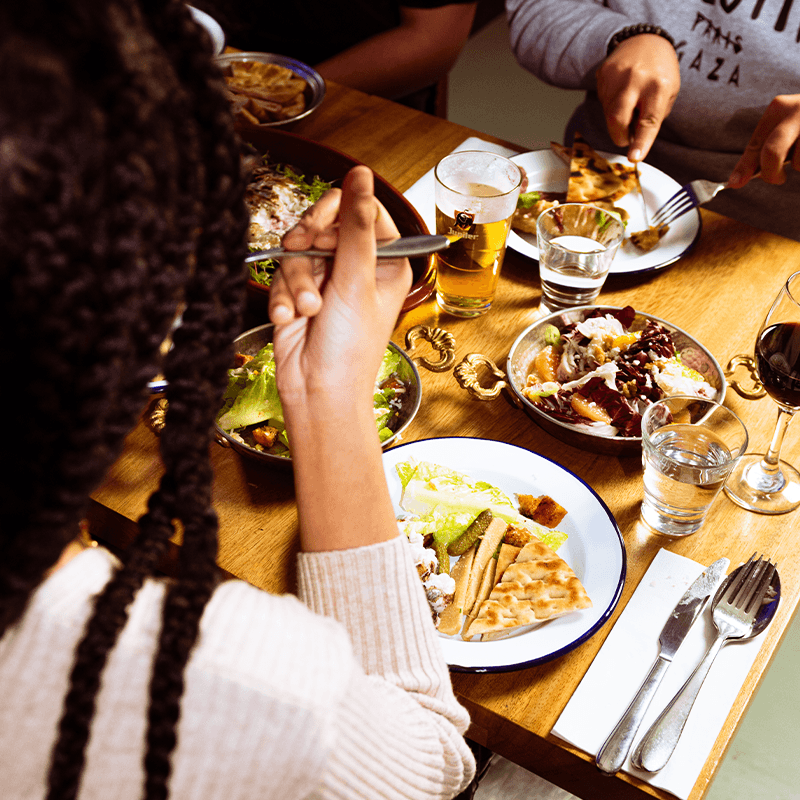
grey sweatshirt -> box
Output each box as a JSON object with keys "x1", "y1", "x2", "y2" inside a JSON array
[{"x1": 507, "y1": 0, "x2": 800, "y2": 240}]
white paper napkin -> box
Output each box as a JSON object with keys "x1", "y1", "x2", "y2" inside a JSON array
[
  {"x1": 552, "y1": 548, "x2": 768, "y2": 800},
  {"x1": 402, "y1": 137, "x2": 519, "y2": 233}
]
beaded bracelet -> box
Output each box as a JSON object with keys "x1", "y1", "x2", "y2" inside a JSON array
[{"x1": 607, "y1": 24, "x2": 675, "y2": 56}]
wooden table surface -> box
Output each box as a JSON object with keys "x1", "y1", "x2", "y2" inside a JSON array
[{"x1": 89, "y1": 81, "x2": 800, "y2": 800}]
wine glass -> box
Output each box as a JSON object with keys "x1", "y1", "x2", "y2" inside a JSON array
[{"x1": 724, "y1": 270, "x2": 800, "y2": 513}]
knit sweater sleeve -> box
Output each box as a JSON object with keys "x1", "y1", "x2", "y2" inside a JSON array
[
  {"x1": 505, "y1": 0, "x2": 631, "y2": 89},
  {"x1": 297, "y1": 535, "x2": 475, "y2": 798}
]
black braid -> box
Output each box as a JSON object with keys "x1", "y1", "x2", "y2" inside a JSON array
[{"x1": 0, "y1": 1, "x2": 249, "y2": 798}]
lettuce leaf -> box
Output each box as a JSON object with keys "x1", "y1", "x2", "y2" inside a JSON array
[
  {"x1": 395, "y1": 458, "x2": 568, "y2": 551},
  {"x1": 217, "y1": 344, "x2": 283, "y2": 431},
  {"x1": 376, "y1": 349, "x2": 401, "y2": 384},
  {"x1": 218, "y1": 344, "x2": 406, "y2": 449}
]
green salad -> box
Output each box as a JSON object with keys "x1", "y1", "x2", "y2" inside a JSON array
[
  {"x1": 246, "y1": 164, "x2": 333, "y2": 288},
  {"x1": 217, "y1": 344, "x2": 408, "y2": 458},
  {"x1": 395, "y1": 458, "x2": 568, "y2": 552}
]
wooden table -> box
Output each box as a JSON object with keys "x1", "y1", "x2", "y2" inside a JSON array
[{"x1": 89, "y1": 81, "x2": 800, "y2": 800}]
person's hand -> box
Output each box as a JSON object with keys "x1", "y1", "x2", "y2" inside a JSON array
[
  {"x1": 268, "y1": 165, "x2": 412, "y2": 414},
  {"x1": 595, "y1": 34, "x2": 681, "y2": 162},
  {"x1": 268, "y1": 166, "x2": 411, "y2": 552},
  {"x1": 728, "y1": 94, "x2": 800, "y2": 188}
]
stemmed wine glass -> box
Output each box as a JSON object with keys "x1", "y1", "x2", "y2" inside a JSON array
[{"x1": 725, "y1": 270, "x2": 800, "y2": 513}]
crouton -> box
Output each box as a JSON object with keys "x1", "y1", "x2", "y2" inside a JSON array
[{"x1": 530, "y1": 495, "x2": 568, "y2": 528}]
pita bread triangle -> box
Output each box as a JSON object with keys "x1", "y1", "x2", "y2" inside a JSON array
[
  {"x1": 466, "y1": 537, "x2": 592, "y2": 637},
  {"x1": 566, "y1": 132, "x2": 636, "y2": 203}
]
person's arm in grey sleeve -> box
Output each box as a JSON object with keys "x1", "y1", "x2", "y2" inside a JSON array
[{"x1": 505, "y1": 0, "x2": 630, "y2": 88}]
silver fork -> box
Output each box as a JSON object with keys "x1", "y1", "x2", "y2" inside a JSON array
[
  {"x1": 632, "y1": 554, "x2": 777, "y2": 772},
  {"x1": 652, "y1": 160, "x2": 790, "y2": 228},
  {"x1": 651, "y1": 179, "x2": 727, "y2": 228}
]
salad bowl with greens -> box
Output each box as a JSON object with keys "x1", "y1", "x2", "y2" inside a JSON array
[
  {"x1": 240, "y1": 129, "x2": 437, "y2": 317},
  {"x1": 215, "y1": 324, "x2": 422, "y2": 467}
]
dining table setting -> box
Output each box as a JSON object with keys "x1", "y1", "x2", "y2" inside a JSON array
[{"x1": 87, "y1": 73, "x2": 800, "y2": 800}]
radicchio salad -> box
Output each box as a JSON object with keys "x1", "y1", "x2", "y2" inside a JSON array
[{"x1": 522, "y1": 306, "x2": 717, "y2": 438}]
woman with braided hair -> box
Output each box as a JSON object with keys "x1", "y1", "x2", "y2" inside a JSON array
[{"x1": 0, "y1": 1, "x2": 475, "y2": 799}]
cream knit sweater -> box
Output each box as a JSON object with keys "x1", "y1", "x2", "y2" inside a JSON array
[{"x1": 0, "y1": 538, "x2": 475, "y2": 799}]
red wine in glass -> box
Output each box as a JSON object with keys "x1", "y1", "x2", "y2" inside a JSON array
[
  {"x1": 756, "y1": 322, "x2": 800, "y2": 409},
  {"x1": 725, "y1": 273, "x2": 800, "y2": 514}
]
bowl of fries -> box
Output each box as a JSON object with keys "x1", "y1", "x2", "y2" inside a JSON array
[{"x1": 216, "y1": 51, "x2": 325, "y2": 128}]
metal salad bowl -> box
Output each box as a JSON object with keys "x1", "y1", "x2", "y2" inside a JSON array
[
  {"x1": 215, "y1": 324, "x2": 424, "y2": 468},
  {"x1": 146, "y1": 323, "x2": 457, "y2": 468},
  {"x1": 453, "y1": 306, "x2": 726, "y2": 456}
]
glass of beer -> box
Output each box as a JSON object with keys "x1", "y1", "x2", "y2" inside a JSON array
[{"x1": 434, "y1": 151, "x2": 523, "y2": 317}]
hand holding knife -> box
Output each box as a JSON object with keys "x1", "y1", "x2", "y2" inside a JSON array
[{"x1": 596, "y1": 557, "x2": 730, "y2": 775}]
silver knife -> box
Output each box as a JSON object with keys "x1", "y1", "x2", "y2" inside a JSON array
[
  {"x1": 634, "y1": 163, "x2": 650, "y2": 229},
  {"x1": 595, "y1": 556, "x2": 729, "y2": 775}
]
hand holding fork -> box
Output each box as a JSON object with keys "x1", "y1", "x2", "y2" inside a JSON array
[{"x1": 651, "y1": 161, "x2": 792, "y2": 229}]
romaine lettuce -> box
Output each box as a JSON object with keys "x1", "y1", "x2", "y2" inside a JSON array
[
  {"x1": 217, "y1": 343, "x2": 405, "y2": 450},
  {"x1": 217, "y1": 344, "x2": 283, "y2": 431},
  {"x1": 395, "y1": 458, "x2": 568, "y2": 551}
]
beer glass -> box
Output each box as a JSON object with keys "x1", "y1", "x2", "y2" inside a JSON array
[{"x1": 434, "y1": 151, "x2": 522, "y2": 317}]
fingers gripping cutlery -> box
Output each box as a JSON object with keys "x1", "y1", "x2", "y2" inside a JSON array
[
  {"x1": 632, "y1": 556, "x2": 777, "y2": 773},
  {"x1": 595, "y1": 557, "x2": 729, "y2": 775}
]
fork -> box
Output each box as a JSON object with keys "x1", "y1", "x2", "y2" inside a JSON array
[
  {"x1": 651, "y1": 179, "x2": 728, "y2": 228},
  {"x1": 632, "y1": 554, "x2": 776, "y2": 773},
  {"x1": 652, "y1": 161, "x2": 791, "y2": 228},
  {"x1": 244, "y1": 233, "x2": 452, "y2": 263}
]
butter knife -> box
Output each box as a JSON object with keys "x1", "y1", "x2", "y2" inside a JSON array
[
  {"x1": 634, "y1": 163, "x2": 650, "y2": 229},
  {"x1": 595, "y1": 556, "x2": 729, "y2": 775},
  {"x1": 244, "y1": 233, "x2": 452, "y2": 263}
]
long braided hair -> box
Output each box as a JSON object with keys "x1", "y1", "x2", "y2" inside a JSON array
[{"x1": 0, "y1": 1, "x2": 249, "y2": 798}]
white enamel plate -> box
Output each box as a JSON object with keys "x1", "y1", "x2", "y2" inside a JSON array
[
  {"x1": 507, "y1": 150, "x2": 702, "y2": 275},
  {"x1": 383, "y1": 437, "x2": 626, "y2": 672}
]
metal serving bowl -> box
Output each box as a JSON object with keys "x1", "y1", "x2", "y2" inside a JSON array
[
  {"x1": 215, "y1": 323, "x2": 424, "y2": 468},
  {"x1": 215, "y1": 51, "x2": 326, "y2": 128},
  {"x1": 454, "y1": 306, "x2": 726, "y2": 456}
]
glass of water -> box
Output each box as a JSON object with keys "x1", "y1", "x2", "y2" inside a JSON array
[
  {"x1": 640, "y1": 396, "x2": 749, "y2": 536},
  {"x1": 536, "y1": 203, "x2": 625, "y2": 314}
]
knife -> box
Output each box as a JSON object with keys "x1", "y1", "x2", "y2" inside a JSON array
[
  {"x1": 595, "y1": 556, "x2": 729, "y2": 775},
  {"x1": 634, "y1": 163, "x2": 650, "y2": 229}
]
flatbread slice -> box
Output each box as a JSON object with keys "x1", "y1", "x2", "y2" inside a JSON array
[
  {"x1": 461, "y1": 516, "x2": 508, "y2": 617},
  {"x1": 467, "y1": 538, "x2": 592, "y2": 637},
  {"x1": 495, "y1": 543, "x2": 521, "y2": 583},
  {"x1": 462, "y1": 558, "x2": 497, "y2": 639},
  {"x1": 566, "y1": 132, "x2": 636, "y2": 203},
  {"x1": 549, "y1": 140, "x2": 572, "y2": 165},
  {"x1": 437, "y1": 544, "x2": 475, "y2": 635}
]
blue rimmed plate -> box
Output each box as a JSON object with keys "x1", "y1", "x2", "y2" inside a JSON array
[
  {"x1": 507, "y1": 150, "x2": 702, "y2": 275},
  {"x1": 383, "y1": 437, "x2": 626, "y2": 672}
]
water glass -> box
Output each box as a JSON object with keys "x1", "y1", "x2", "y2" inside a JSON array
[
  {"x1": 641, "y1": 396, "x2": 749, "y2": 536},
  {"x1": 536, "y1": 203, "x2": 625, "y2": 314},
  {"x1": 434, "y1": 151, "x2": 522, "y2": 317}
]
